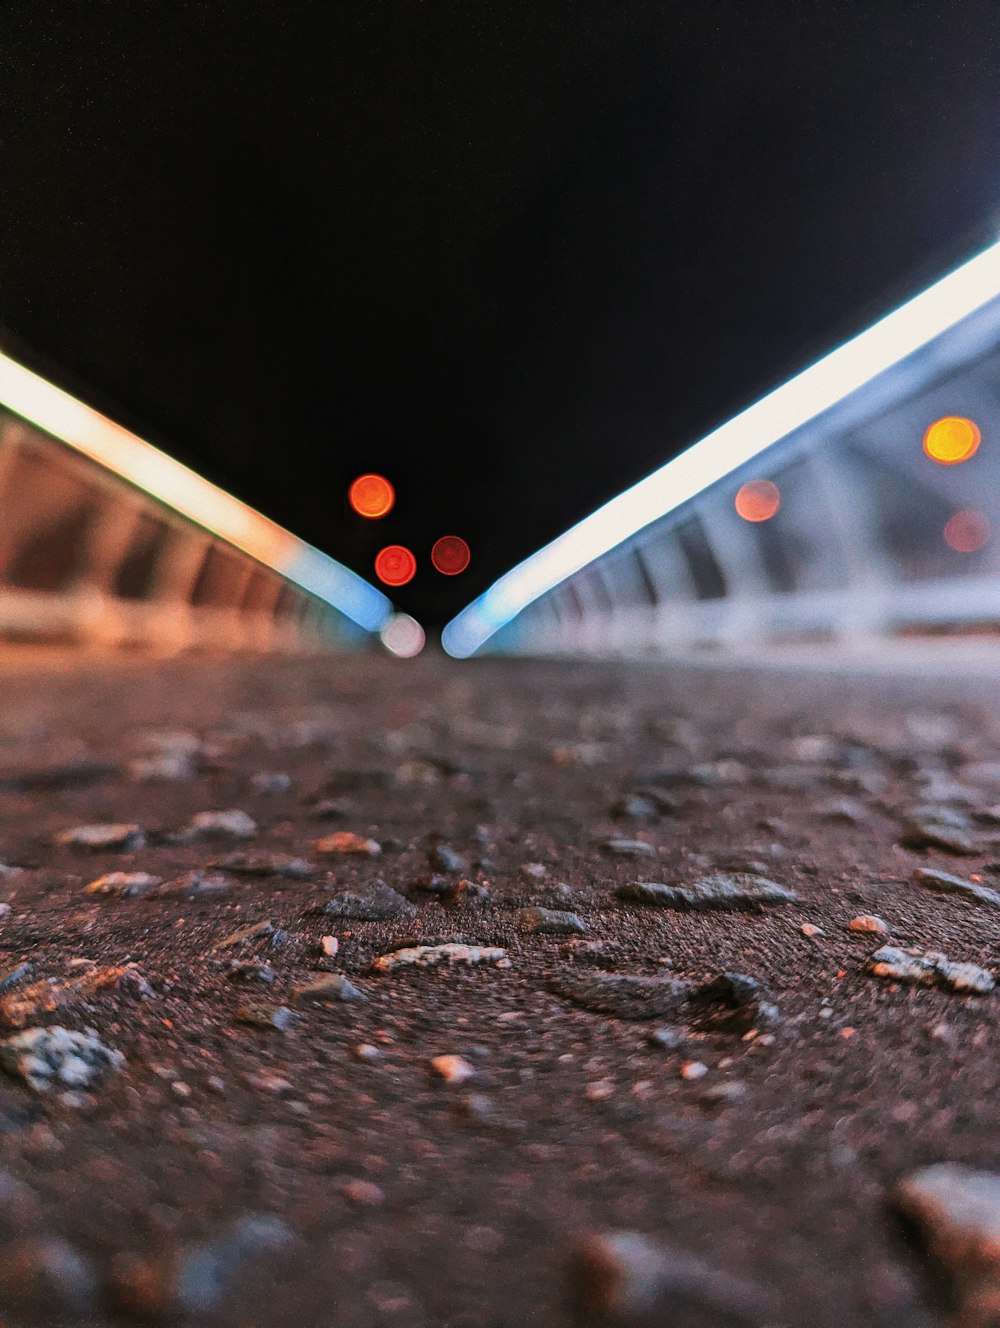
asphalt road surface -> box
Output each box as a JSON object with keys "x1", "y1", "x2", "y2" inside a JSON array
[{"x1": 1, "y1": 646, "x2": 1000, "y2": 1327}]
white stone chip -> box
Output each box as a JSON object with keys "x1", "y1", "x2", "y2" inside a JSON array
[
  {"x1": 182, "y1": 809, "x2": 258, "y2": 839},
  {"x1": 54, "y1": 823, "x2": 144, "y2": 850},
  {"x1": 869, "y1": 946, "x2": 994, "y2": 994},
  {"x1": 0, "y1": 1026, "x2": 124, "y2": 1092},
  {"x1": 372, "y1": 943, "x2": 508, "y2": 972}
]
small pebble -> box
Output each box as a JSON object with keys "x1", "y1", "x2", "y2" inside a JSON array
[
  {"x1": 516, "y1": 906, "x2": 588, "y2": 936},
  {"x1": 372, "y1": 943, "x2": 508, "y2": 972},
  {"x1": 700, "y1": 1079, "x2": 748, "y2": 1105},
  {"x1": 849, "y1": 914, "x2": 890, "y2": 934},
  {"x1": 244, "y1": 1070, "x2": 293, "y2": 1095},
  {"x1": 321, "y1": 935, "x2": 339, "y2": 957},
  {"x1": 321, "y1": 882, "x2": 415, "y2": 920},
  {"x1": 181, "y1": 809, "x2": 258, "y2": 840},
  {"x1": 129, "y1": 752, "x2": 195, "y2": 782},
  {"x1": 341, "y1": 1179, "x2": 385, "y2": 1207},
  {"x1": 54, "y1": 823, "x2": 144, "y2": 850},
  {"x1": 156, "y1": 871, "x2": 233, "y2": 899},
  {"x1": 912, "y1": 866, "x2": 1000, "y2": 908},
  {"x1": 818, "y1": 797, "x2": 866, "y2": 824},
  {"x1": 84, "y1": 871, "x2": 161, "y2": 897},
  {"x1": 226, "y1": 961, "x2": 275, "y2": 985},
  {"x1": 648, "y1": 1026, "x2": 684, "y2": 1050},
  {"x1": 431, "y1": 1054, "x2": 475, "y2": 1084},
  {"x1": 428, "y1": 843, "x2": 467, "y2": 872},
  {"x1": 236, "y1": 1005, "x2": 299, "y2": 1032},
  {"x1": 293, "y1": 973, "x2": 365, "y2": 1002},
  {"x1": 801, "y1": 923, "x2": 823, "y2": 937},
  {"x1": 215, "y1": 919, "x2": 274, "y2": 950},
  {"x1": 680, "y1": 1061, "x2": 709, "y2": 1080},
  {"x1": 610, "y1": 793, "x2": 662, "y2": 821},
  {"x1": 585, "y1": 1078, "x2": 614, "y2": 1101},
  {"x1": 314, "y1": 832, "x2": 382, "y2": 857},
  {"x1": 618, "y1": 874, "x2": 796, "y2": 910},
  {"x1": 601, "y1": 838, "x2": 656, "y2": 858}
]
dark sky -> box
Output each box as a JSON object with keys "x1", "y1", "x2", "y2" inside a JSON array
[{"x1": 0, "y1": 2, "x2": 998, "y2": 629}]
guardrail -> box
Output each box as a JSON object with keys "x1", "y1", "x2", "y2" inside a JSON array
[
  {"x1": 446, "y1": 237, "x2": 1000, "y2": 660},
  {"x1": 0, "y1": 412, "x2": 359, "y2": 652}
]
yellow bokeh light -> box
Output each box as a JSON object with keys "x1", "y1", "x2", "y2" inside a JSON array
[
  {"x1": 923, "y1": 416, "x2": 981, "y2": 465},
  {"x1": 734, "y1": 479, "x2": 781, "y2": 523}
]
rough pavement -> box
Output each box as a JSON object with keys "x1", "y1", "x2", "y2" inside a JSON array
[{"x1": 0, "y1": 647, "x2": 1000, "y2": 1326}]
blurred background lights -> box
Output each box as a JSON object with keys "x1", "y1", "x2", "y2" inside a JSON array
[
  {"x1": 374, "y1": 544, "x2": 417, "y2": 586},
  {"x1": 943, "y1": 508, "x2": 991, "y2": 553},
  {"x1": 734, "y1": 479, "x2": 781, "y2": 522},
  {"x1": 349, "y1": 473, "x2": 395, "y2": 518},
  {"x1": 431, "y1": 535, "x2": 471, "y2": 575},
  {"x1": 379, "y1": 612, "x2": 425, "y2": 657},
  {"x1": 923, "y1": 416, "x2": 981, "y2": 465}
]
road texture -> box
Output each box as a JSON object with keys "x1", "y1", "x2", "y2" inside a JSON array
[{"x1": 0, "y1": 647, "x2": 1000, "y2": 1327}]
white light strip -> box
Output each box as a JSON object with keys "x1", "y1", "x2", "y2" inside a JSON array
[
  {"x1": 442, "y1": 234, "x2": 1000, "y2": 657},
  {"x1": 0, "y1": 350, "x2": 393, "y2": 633}
]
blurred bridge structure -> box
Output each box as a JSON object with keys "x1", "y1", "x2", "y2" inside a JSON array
[
  {"x1": 443, "y1": 234, "x2": 1000, "y2": 662},
  {"x1": 0, "y1": 347, "x2": 399, "y2": 655}
]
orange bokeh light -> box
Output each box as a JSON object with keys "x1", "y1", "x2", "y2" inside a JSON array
[
  {"x1": 734, "y1": 479, "x2": 781, "y2": 523},
  {"x1": 349, "y1": 473, "x2": 395, "y2": 518},
  {"x1": 431, "y1": 535, "x2": 471, "y2": 575},
  {"x1": 923, "y1": 416, "x2": 981, "y2": 465},
  {"x1": 943, "y1": 509, "x2": 991, "y2": 553},
  {"x1": 374, "y1": 544, "x2": 416, "y2": 586}
]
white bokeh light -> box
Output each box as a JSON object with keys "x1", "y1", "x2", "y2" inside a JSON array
[{"x1": 379, "y1": 612, "x2": 426, "y2": 658}]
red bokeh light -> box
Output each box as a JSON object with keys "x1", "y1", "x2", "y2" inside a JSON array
[
  {"x1": 943, "y1": 509, "x2": 991, "y2": 553},
  {"x1": 734, "y1": 480, "x2": 781, "y2": 523},
  {"x1": 348, "y1": 473, "x2": 395, "y2": 518},
  {"x1": 431, "y1": 535, "x2": 471, "y2": 575},
  {"x1": 374, "y1": 544, "x2": 416, "y2": 586}
]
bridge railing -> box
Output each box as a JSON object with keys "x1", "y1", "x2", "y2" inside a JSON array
[
  {"x1": 0, "y1": 412, "x2": 356, "y2": 652},
  {"x1": 487, "y1": 329, "x2": 1000, "y2": 658}
]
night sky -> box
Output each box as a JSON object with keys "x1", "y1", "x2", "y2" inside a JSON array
[{"x1": 0, "y1": 3, "x2": 998, "y2": 629}]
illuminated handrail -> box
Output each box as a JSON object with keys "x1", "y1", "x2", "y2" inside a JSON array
[
  {"x1": 0, "y1": 349, "x2": 394, "y2": 635},
  {"x1": 443, "y1": 234, "x2": 1000, "y2": 657}
]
